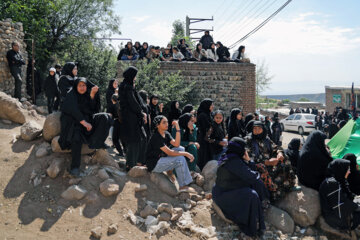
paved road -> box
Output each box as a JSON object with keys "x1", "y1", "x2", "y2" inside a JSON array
[{"x1": 281, "y1": 130, "x2": 307, "y2": 148}]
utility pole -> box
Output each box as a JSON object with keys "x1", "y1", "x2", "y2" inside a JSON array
[{"x1": 185, "y1": 15, "x2": 214, "y2": 40}]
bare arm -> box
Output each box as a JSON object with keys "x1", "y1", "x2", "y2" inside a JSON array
[{"x1": 170, "y1": 120, "x2": 181, "y2": 148}]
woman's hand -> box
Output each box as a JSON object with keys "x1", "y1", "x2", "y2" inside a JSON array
[
  {"x1": 80, "y1": 120, "x2": 92, "y2": 131},
  {"x1": 219, "y1": 141, "x2": 227, "y2": 147},
  {"x1": 172, "y1": 120, "x2": 180, "y2": 131},
  {"x1": 277, "y1": 152, "x2": 284, "y2": 162},
  {"x1": 159, "y1": 103, "x2": 164, "y2": 112},
  {"x1": 184, "y1": 152, "x2": 194, "y2": 162},
  {"x1": 90, "y1": 86, "x2": 99, "y2": 99},
  {"x1": 143, "y1": 113, "x2": 147, "y2": 123}
]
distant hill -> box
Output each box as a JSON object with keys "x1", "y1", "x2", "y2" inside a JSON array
[{"x1": 263, "y1": 93, "x2": 325, "y2": 104}]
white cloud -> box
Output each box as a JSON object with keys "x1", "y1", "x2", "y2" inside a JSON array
[
  {"x1": 131, "y1": 16, "x2": 150, "y2": 23},
  {"x1": 215, "y1": 12, "x2": 360, "y2": 56}
]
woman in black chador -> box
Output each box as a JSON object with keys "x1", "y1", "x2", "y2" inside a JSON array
[
  {"x1": 197, "y1": 98, "x2": 214, "y2": 169},
  {"x1": 213, "y1": 137, "x2": 269, "y2": 238},
  {"x1": 297, "y1": 130, "x2": 333, "y2": 190},
  {"x1": 284, "y1": 138, "x2": 301, "y2": 173},
  {"x1": 227, "y1": 108, "x2": 245, "y2": 140},
  {"x1": 58, "y1": 78, "x2": 112, "y2": 177},
  {"x1": 319, "y1": 159, "x2": 360, "y2": 231},
  {"x1": 118, "y1": 66, "x2": 147, "y2": 170},
  {"x1": 58, "y1": 62, "x2": 77, "y2": 106},
  {"x1": 343, "y1": 153, "x2": 360, "y2": 195},
  {"x1": 167, "y1": 100, "x2": 182, "y2": 130}
]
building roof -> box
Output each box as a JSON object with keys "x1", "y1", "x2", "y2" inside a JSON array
[{"x1": 325, "y1": 85, "x2": 360, "y2": 90}]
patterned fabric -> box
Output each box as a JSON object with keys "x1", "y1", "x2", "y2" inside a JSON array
[{"x1": 245, "y1": 135, "x2": 296, "y2": 202}]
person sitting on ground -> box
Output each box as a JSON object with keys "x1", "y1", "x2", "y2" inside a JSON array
[
  {"x1": 107, "y1": 94, "x2": 124, "y2": 157},
  {"x1": 172, "y1": 47, "x2": 184, "y2": 61},
  {"x1": 232, "y1": 45, "x2": 246, "y2": 62},
  {"x1": 146, "y1": 115, "x2": 194, "y2": 192},
  {"x1": 216, "y1": 41, "x2": 231, "y2": 62},
  {"x1": 149, "y1": 95, "x2": 164, "y2": 123},
  {"x1": 43, "y1": 67, "x2": 60, "y2": 114},
  {"x1": 138, "y1": 42, "x2": 149, "y2": 60},
  {"x1": 192, "y1": 43, "x2": 208, "y2": 61},
  {"x1": 172, "y1": 113, "x2": 199, "y2": 173},
  {"x1": 297, "y1": 130, "x2": 332, "y2": 190},
  {"x1": 134, "y1": 41, "x2": 141, "y2": 52},
  {"x1": 319, "y1": 159, "x2": 360, "y2": 231},
  {"x1": 119, "y1": 66, "x2": 148, "y2": 170},
  {"x1": 160, "y1": 47, "x2": 173, "y2": 61},
  {"x1": 213, "y1": 137, "x2": 270, "y2": 238},
  {"x1": 343, "y1": 153, "x2": 360, "y2": 195},
  {"x1": 167, "y1": 100, "x2": 182, "y2": 130},
  {"x1": 206, "y1": 110, "x2": 227, "y2": 160},
  {"x1": 206, "y1": 42, "x2": 218, "y2": 62},
  {"x1": 177, "y1": 39, "x2": 192, "y2": 59},
  {"x1": 120, "y1": 41, "x2": 139, "y2": 61},
  {"x1": 199, "y1": 31, "x2": 214, "y2": 50},
  {"x1": 284, "y1": 138, "x2": 301, "y2": 173},
  {"x1": 58, "y1": 77, "x2": 112, "y2": 177},
  {"x1": 227, "y1": 108, "x2": 244, "y2": 140},
  {"x1": 58, "y1": 62, "x2": 78, "y2": 107},
  {"x1": 245, "y1": 121, "x2": 296, "y2": 201}
]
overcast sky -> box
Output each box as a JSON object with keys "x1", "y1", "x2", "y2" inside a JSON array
[{"x1": 112, "y1": 0, "x2": 360, "y2": 95}]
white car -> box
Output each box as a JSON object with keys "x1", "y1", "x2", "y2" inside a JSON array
[{"x1": 280, "y1": 113, "x2": 316, "y2": 135}]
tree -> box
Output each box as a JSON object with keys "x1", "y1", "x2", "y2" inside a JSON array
[
  {"x1": 255, "y1": 60, "x2": 274, "y2": 109},
  {"x1": 169, "y1": 19, "x2": 194, "y2": 49},
  {"x1": 0, "y1": 0, "x2": 121, "y2": 73},
  {"x1": 120, "y1": 60, "x2": 195, "y2": 108},
  {"x1": 298, "y1": 97, "x2": 310, "y2": 102}
]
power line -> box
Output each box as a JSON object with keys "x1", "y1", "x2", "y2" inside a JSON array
[
  {"x1": 222, "y1": 0, "x2": 279, "y2": 45},
  {"x1": 213, "y1": 0, "x2": 238, "y2": 30},
  {"x1": 215, "y1": 0, "x2": 256, "y2": 38},
  {"x1": 212, "y1": 0, "x2": 227, "y2": 17},
  {"x1": 228, "y1": 0, "x2": 293, "y2": 49}
]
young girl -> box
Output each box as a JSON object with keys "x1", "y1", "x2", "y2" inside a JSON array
[
  {"x1": 172, "y1": 113, "x2": 199, "y2": 172},
  {"x1": 227, "y1": 108, "x2": 244, "y2": 140},
  {"x1": 146, "y1": 115, "x2": 194, "y2": 192},
  {"x1": 206, "y1": 110, "x2": 227, "y2": 161}
]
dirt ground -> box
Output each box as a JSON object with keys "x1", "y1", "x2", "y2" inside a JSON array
[{"x1": 0, "y1": 121, "x2": 234, "y2": 240}]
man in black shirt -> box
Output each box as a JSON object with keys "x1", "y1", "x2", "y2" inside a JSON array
[{"x1": 6, "y1": 41, "x2": 26, "y2": 100}]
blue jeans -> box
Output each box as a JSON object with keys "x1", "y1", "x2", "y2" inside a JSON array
[
  {"x1": 152, "y1": 147, "x2": 193, "y2": 187},
  {"x1": 121, "y1": 55, "x2": 138, "y2": 60}
]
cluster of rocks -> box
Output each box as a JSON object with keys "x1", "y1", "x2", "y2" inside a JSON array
[{"x1": 0, "y1": 19, "x2": 28, "y2": 97}]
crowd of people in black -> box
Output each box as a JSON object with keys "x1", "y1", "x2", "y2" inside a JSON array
[
  {"x1": 117, "y1": 31, "x2": 249, "y2": 63},
  {"x1": 289, "y1": 106, "x2": 352, "y2": 138}
]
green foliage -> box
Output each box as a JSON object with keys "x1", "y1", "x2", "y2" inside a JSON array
[
  {"x1": 0, "y1": 0, "x2": 121, "y2": 73},
  {"x1": 120, "y1": 60, "x2": 195, "y2": 106},
  {"x1": 256, "y1": 96, "x2": 279, "y2": 109},
  {"x1": 298, "y1": 97, "x2": 310, "y2": 102},
  {"x1": 282, "y1": 99, "x2": 290, "y2": 104},
  {"x1": 169, "y1": 19, "x2": 195, "y2": 50}
]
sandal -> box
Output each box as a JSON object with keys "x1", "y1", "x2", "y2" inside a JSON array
[{"x1": 166, "y1": 171, "x2": 176, "y2": 184}]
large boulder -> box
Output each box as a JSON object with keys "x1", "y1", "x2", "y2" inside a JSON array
[
  {"x1": 201, "y1": 160, "x2": 218, "y2": 192},
  {"x1": 318, "y1": 216, "x2": 356, "y2": 240},
  {"x1": 276, "y1": 185, "x2": 321, "y2": 227},
  {"x1": 0, "y1": 91, "x2": 27, "y2": 124},
  {"x1": 92, "y1": 149, "x2": 120, "y2": 169},
  {"x1": 265, "y1": 205, "x2": 294, "y2": 234},
  {"x1": 150, "y1": 172, "x2": 179, "y2": 197},
  {"x1": 128, "y1": 166, "x2": 148, "y2": 178},
  {"x1": 61, "y1": 185, "x2": 87, "y2": 200},
  {"x1": 20, "y1": 121, "x2": 42, "y2": 141},
  {"x1": 51, "y1": 136, "x2": 95, "y2": 155},
  {"x1": 42, "y1": 112, "x2": 61, "y2": 141}
]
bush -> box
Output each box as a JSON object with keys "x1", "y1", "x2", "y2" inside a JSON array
[{"x1": 119, "y1": 60, "x2": 196, "y2": 109}]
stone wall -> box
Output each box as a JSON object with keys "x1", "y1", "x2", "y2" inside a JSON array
[
  {"x1": 0, "y1": 19, "x2": 28, "y2": 97},
  {"x1": 117, "y1": 61, "x2": 256, "y2": 115}
]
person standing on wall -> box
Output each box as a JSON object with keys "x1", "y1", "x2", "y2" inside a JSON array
[{"x1": 6, "y1": 41, "x2": 26, "y2": 100}]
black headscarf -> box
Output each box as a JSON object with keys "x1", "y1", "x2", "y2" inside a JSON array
[
  {"x1": 226, "y1": 137, "x2": 246, "y2": 158},
  {"x1": 182, "y1": 104, "x2": 194, "y2": 115},
  {"x1": 343, "y1": 153, "x2": 358, "y2": 172},
  {"x1": 107, "y1": 79, "x2": 116, "y2": 89},
  {"x1": 106, "y1": 79, "x2": 116, "y2": 109},
  {"x1": 197, "y1": 98, "x2": 213, "y2": 115},
  {"x1": 251, "y1": 121, "x2": 267, "y2": 140},
  {"x1": 244, "y1": 113, "x2": 254, "y2": 126},
  {"x1": 228, "y1": 108, "x2": 241, "y2": 140},
  {"x1": 168, "y1": 101, "x2": 182, "y2": 122},
  {"x1": 338, "y1": 120, "x2": 347, "y2": 129},
  {"x1": 327, "y1": 159, "x2": 350, "y2": 185},
  {"x1": 298, "y1": 130, "x2": 332, "y2": 190},
  {"x1": 61, "y1": 62, "x2": 76, "y2": 77},
  {"x1": 123, "y1": 66, "x2": 138, "y2": 85},
  {"x1": 285, "y1": 138, "x2": 301, "y2": 170},
  {"x1": 179, "y1": 113, "x2": 192, "y2": 141}
]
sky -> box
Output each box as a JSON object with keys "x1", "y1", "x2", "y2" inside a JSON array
[{"x1": 112, "y1": 0, "x2": 360, "y2": 95}]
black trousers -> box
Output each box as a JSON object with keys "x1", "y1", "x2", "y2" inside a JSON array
[
  {"x1": 70, "y1": 113, "x2": 112, "y2": 170},
  {"x1": 125, "y1": 138, "x2": 146, "y2": 169},
  {"x1": 112, "y1": 120, "x2": 124, "y2": 155},
  {"x1": 46, "y1": 94, "x2": 60, "y2": 114},
  {"x1": 10, "y1": 67, "x2": 23, "y2": 100}
]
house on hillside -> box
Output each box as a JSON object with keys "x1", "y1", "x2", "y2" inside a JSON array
[{"x1": 325, "y1": 86, "x2": 360, "y2": 113}]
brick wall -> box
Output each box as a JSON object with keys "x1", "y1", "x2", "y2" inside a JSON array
[
  {"x1": 0, "y1": 19, "x2": 28, "y2": 97},
  {"x1": 117, "y1": 61, "x2": 256, "y2": 115}
]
